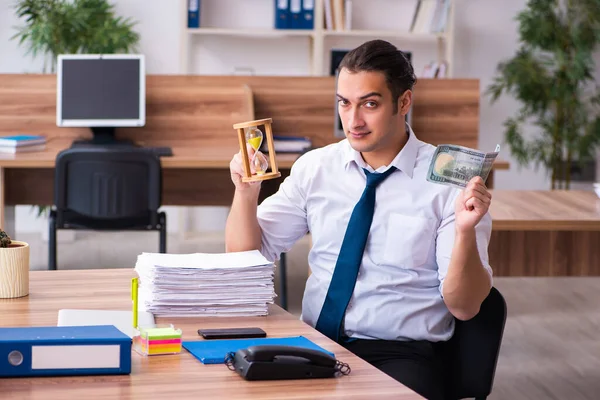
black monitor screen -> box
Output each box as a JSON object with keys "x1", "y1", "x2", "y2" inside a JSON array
[{"x1": 60, "y1": 58, "x2": 141, "y2": 121}]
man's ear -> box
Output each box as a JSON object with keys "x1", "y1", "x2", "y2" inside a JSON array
[{"x1": 398, "y1": 90, "x2": 412, "y2": 115}]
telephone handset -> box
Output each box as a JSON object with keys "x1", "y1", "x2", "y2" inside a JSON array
[{"x1": 225, "y1": 345, "x2": 351, "y2": 381}]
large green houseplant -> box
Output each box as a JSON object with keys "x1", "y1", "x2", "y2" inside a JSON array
[
  {"x1": 12, "y1": 0, "x2": 140, "y2": 73},
  {"x1": 487, "y1": 0, "x2": 600, "y2": 189}
]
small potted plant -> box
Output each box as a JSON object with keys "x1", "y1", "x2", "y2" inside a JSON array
[{"x1": 0, "y1": 229, "x2": 30, "y2": 298}]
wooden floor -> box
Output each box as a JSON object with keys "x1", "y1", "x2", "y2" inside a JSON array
[
  {"x1": 491, "y1": 277, "x2": 600, "y2": 400},
  {"x1": 21, "y1": 231, "x2": 600, "y2": 400}
]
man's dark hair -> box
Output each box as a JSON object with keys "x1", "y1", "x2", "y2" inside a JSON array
[{"x1": 338, "y1": 40, "x2": 417, "y2": 110}]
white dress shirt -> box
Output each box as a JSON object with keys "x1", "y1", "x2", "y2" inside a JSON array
[{"x1": 257, "y1": 125, "x2": 493, "y2": 342}]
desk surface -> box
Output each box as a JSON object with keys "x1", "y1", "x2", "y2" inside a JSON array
[
  {"x1": 0, "y1": 138, "x2": 510, "y2": 171},
  {"x1": 0, "y1": 139, "x2": 299, "y2": 169},
  {"x1": 0, "y1": 269, "x2": 420, "y2": 400},
  {"x1": 490, "y1": 190, "x2": 600, "y2": 231}
]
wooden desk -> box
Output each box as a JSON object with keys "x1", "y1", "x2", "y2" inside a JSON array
[
  {"x1": 0, "y1": 270, "x2": 420, "y2": 400},
  {"x1": 488, "y1": 190, "x2": 600, "y2": 276}
]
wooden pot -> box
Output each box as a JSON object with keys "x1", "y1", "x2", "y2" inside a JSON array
[{"x1": 0, "y1": 241, "x2": 30, "y2": 298}]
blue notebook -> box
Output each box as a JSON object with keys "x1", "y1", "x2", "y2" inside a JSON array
[{"x1": 182, "y1": 336, "x2": 334, "y2": 364}]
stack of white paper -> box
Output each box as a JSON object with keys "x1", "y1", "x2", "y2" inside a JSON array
[{"x1": 134, "y1": 250, "x2": 276, "y2": 317}]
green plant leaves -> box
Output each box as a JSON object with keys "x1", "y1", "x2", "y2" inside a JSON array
[{"x1": 11, "y1": 0, "x2": 140, "y2": 72}]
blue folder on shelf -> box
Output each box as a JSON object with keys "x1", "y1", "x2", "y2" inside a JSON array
[
  {"x1": 182, "y1": 336, "x2": 334, "y2": 364},
  {"x1": 188, "y1": 0, "x2": 200, "y2": 28},
  {"x1": 275, "y1": 0, "x2": 289, "y2": 29},
  {"x1": 300, "y1": 0, "x2": 314, "y2": 29}
]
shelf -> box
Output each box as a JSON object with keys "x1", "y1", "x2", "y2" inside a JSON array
[
  {"x1": 180, "y1": 0, "x2": 456, "y2": 77},
  {"x1": 187, "y1": 28, "x2": 316, "y2": 38},
  {"x1": 322, "y1": 30, "x2": 445, "y2": 40}
]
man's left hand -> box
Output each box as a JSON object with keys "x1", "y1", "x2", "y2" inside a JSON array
[{"x1": 454, "y1": 176, "x2": 492, "y2": 233}]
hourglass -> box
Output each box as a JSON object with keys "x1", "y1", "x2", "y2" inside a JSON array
[{"x1": 234, "y1": 118, "x2": 281, "y2": 182}]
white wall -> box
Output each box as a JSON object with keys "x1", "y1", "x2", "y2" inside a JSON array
[{"x1": 1, "y1": 0, "x2": 597, "y2": 233}]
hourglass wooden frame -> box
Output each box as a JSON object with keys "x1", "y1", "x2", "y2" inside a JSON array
[{"x1": 234, "y1": 118, "x2": 281, "y2": 182}]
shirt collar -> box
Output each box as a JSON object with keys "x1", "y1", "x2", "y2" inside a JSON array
[{"x1": 343, "y1": 123, "x2": 419, "y2": 178}]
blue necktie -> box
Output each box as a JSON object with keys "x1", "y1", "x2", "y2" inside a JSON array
[{"x1": 315, "y1": 167, "x2": 397, "y2": 342}]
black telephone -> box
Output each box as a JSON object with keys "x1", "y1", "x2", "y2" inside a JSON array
[{"x1": 225, "y1": 345, "x2": 351, "y2": 381}]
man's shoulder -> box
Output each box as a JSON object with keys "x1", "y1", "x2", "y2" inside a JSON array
[{"x1": 413, "y1": 138, "x2": 437, "y2": 165}]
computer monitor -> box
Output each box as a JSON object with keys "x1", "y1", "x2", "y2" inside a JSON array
[{"x1": 56, "y1": 54, "x2": 145, "y2": 145}]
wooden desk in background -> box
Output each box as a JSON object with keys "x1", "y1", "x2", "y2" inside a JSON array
[
  {"x1": 0, "y1": 269, "x2": 420, "y2": 400},
  {"x1": 489, "y1": 190, "x2": 600, "y2": 276}
]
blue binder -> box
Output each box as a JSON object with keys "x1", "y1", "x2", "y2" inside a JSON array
[
  {"x1": 300, "y1": 0, "x2": 315, "y2": 29},
  {"x1": 275, "y1": 0, "x2": 289, "y2": 29},
  {"x1": 289, "y1": 0, "x2": 302, "y2": 29},
  {"x1": 182, "y1": 336, "x2": 334, "y2": 364},
  {"x1": 0, "y1": 325, "x2": 132, "y2": 377},
  {"x1": 188, "y1": 0, "x2": 200, "y2": 28}
]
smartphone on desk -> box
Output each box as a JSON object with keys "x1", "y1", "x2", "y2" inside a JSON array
[{"x1": 198, "y1": 327, "x2": 267, "y2": 339}]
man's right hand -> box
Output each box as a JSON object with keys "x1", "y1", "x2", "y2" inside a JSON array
[{"x1": 230, "y1": 144, "x2": 262, "y2": 193}]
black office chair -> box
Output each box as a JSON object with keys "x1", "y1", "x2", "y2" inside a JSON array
[
  {"x1": 49, "y1": 146, "x2": 166, "y2": 270},
  {"x1": 441, "y1": 287, "x2": 507, "y2": 400}
]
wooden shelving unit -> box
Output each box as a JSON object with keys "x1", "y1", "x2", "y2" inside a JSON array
[{"x1": 179, "y1": 0, "x2": 455, "y2": 77}]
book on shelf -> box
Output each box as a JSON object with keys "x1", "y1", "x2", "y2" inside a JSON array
[{"x1": 411, "y1": 0, "x2": 450, "y2": 34}]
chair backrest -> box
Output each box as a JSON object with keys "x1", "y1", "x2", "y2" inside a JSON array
[
  {"x1": 442, "y1": 287, "x2": 507, "y2": 400},
  {"x1": 54, "y1": 146, "x2": 162, "y2": 227}
]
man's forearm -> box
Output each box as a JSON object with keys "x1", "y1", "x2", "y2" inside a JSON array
[
  {"x1": 225, "y1": 188, "x2": 262, "y2": 252},
  {"x1": 442, "y1": 228, "x2": 492, "y2": 320}
]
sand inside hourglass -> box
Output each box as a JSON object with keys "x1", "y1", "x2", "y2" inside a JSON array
[{"x1": 245, "y1": 127, "x2": 269, "y2": 175}]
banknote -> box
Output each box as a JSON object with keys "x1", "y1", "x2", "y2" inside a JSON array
[{"x1": 426, "y1": 144, "x2": 501, "y2": 189}]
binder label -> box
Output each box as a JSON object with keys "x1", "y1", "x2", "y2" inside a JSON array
[
  {"x1": 31, "y1": 345, "x2": 121, "y2": 369},
  {"x1": 303, "y1": 0, "x2": 314, "y2": 9},
  {"x1": 290, "y1": 0, "x2": 301, "y2": 12}
]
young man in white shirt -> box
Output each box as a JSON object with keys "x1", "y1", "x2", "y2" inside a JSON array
[{"x1": 226, "y1": 39, "x2": 493, "y2": 400}]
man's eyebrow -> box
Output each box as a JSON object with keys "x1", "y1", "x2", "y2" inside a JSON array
[
  {"x1": 359, "y1": 92, "x2": 382, "y2": 100},
  {"x1": 336, "y1": 92, "x2": 383, "y2": 101}
]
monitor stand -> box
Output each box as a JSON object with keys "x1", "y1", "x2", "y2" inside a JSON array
[{"x1": 71, "y1": 127, "x2": 135, "y2": 147}]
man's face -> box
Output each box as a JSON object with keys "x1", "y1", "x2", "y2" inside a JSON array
[{"x1": 336, "y1": 69, "x2": 410, "y2": 156}]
